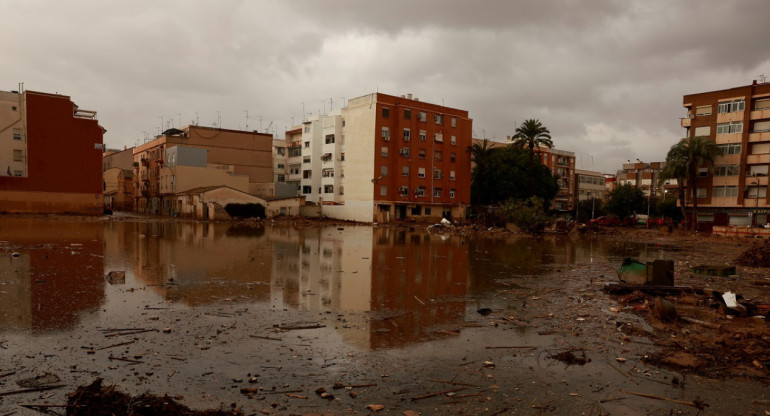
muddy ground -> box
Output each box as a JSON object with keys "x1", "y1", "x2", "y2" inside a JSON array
[{"x1": 1, "y1": 217, "x2": 770, "y2": 415}]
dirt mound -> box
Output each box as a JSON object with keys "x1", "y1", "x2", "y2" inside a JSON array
[
  {"x1": 735, "y1": 241, "x2": 770, "y2": 267},
  {"x1": 63, "y1": 379, "x2": 242, "y2": 416}
]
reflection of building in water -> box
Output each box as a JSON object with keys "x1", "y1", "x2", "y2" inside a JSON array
[
  {"x1": 0, "y1": 219, "x2": 104, "y2": 331},
  {"x1": 122, "y1": 222, "x2": 273, "y2": 306},
  {"x1": 269, "y1": 227, "x2": 373, "y2": 313},
  {"x1": 368, "y1": 228, "x2": 469, "y2": 349}
]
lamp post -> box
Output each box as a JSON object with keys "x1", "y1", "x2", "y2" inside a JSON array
[{"x1": 751, "y1": 180, "x2": 759, "y2": 226}]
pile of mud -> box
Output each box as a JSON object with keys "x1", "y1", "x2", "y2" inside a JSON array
[
  {"x1": 62, "y1": 379, "x2": 242, "y2": 416},
  {"x1": 735, "y1": 241, "x2": 770, "y2": 267}
]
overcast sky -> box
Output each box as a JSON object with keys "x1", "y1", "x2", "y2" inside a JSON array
[{"x1": 3, "y1": 0, "x2": 770, "y2": 173}]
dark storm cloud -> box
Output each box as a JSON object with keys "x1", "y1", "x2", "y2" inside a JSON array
[{"x1": 2, "y1": 0, "x2": 769, "y2": 171}]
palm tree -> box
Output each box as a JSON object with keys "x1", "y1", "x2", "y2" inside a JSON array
[
  {"x1": 510, "y1": 119, "x2": 553, "y2": 194},
  {"x1": 510, "y1": 119, "x2": 553, "y2": 164},
  {"x1": 659, "y1": 146, "x2": 688, "y2": 227},
  {"x1": 661, "y1": 136, "x2": 720, "y2": 231}
]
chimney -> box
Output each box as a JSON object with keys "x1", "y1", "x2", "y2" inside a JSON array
[{"x1": 407, "y1": 93, "x2": 413, "y2": 100}]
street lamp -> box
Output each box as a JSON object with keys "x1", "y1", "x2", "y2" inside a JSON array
[{"x1": 751, "y1": 180, "x2": 759, "y2": 225}]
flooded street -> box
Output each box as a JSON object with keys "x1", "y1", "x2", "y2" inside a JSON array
[{"x1": 1, "y1": 216, "x2": 768, "y2": 415}]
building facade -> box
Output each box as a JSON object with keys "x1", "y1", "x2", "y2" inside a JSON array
[
  {"x1": 287, "y1": 93, "x2": 472, "y2": 223},
  {"x1": 0, "y1": 89, "x2": 104, "y2": 214},
  {"x1": 681, "y1": 79, "x2": 770, "y2": 226},
  {"x1": 615, "y1": 161, "x2": 676, "y2": 200},
  {"x1": 133, "y1": 126, "x2": 272, "y2": 215},
  {"x1": 575, "y1": 169, "x2": 606, "y2": 202},
  {"x1": 540, "y1": 148, "x2": 576, "y2": 211}
]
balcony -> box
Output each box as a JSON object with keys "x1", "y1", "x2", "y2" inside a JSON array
[
  {"x1": 745, "y1": 175, "x2": 769, "y2": 187},
  {"x1": 140, "y1": 158, "x2": 150, "y2": 167},
  {"x1": 748, "y1": 132, "x2": 770, "y2": 143},
  {"x1": 746, "y1": 154, "x2": 770, "y2": 165},
  {"x1": 680, "y1": 117, "x2": 692, "y2": 127},
  {"x1": 750, "y1": 109, "x2": 770, "y2": 120}
]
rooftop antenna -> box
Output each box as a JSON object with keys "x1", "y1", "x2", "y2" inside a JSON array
[
  {"x1": 759, "y1": 74, "x2": 768, "y2": 83},
  {"x1": 195, "y1": 112, "x2": 199, "y2": 126},
  {"x1": 245, "y1": 110, "x2": 249, "y2": 130}
]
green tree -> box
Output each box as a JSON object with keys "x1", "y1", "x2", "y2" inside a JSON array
[
  {"x1": 471, "y1": 146, "x2": 558, "y2": 206},
  {"x1": 660, "y1": 136, "x2": 720, "y2": 231},
  {"x1": 604, "y1": 184, "x2": 645, "y2": 219},
  {"x1": 498, "y1": 196, "x2": 551, "y2": 232},
  {"x1": 656, "y1": 198, "x2": 683, "y2": 223},
  {"x1": 574, "y1": 198, "x2": 606, "y2": 223},
  {"x1": 468, "y1": 139, "x2": 498, "y2": 205}
]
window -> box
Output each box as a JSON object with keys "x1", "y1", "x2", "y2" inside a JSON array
[
  {"x1": 277, "y1": 174, "x2": 285, "y2": 182},
  {"x1": 748, "y1": 186, "x2": 768, "y2": 199},
  {"x1": 13, "y1": 170, "x2": 22, "y2": 177},
  {"x1": 399, "y1": 147, "x2": 410, "y2": 157},
  {"x1": 303, "y1": 170, "x2": 312, "y2": 178},
  {"x1": 277, "y1": 163, "x2": 285, "y2": 169},
  {"x1": 12, "y1": 129, "x2": 22, "y2": 140},
  {"x1": 380, "y1": 166, "x2": 388, "y2": 177},
  {"x1": 717, "y1": 143, "x2": 741, "y2": 155},
  {"x1": 712, "y1": 186, "x2": 739, "y2": 198},
  {"x1": 304, "y1": 126, "x2": 310, "y2": 133},
  {"x1": 450, "y1": 152, "x2": 456, "y2": 162},
  {"x1": 322, "y1": 168, "x2": 334, "y2": 177},
  {"x1": 433, "y1": 169, "x2": 442, "y2": 179},
  {"x1": 402, "y1": 166, "x2": 410, "y2": 176},
  {"x1": 449, "y1": 188, "x2": 456, "y2": 198},
  {"x1": 380, "y1": 185, "x2": 387, "y2": 196},
  {"x1": 450, "y1": 135, "x2": 456, "y2": 145},
  {"x1": 695, "y1": 105, "x2": 712, "y2": 116},
  {"x1": 418, "y1": 149, "x2": 426, "y2": 159},
  {"x1": 716, "y1": 121, "x2": 743, "y2": 135},
  {"x1": 411, "y1": 206, "x2": 421, "y2": 215},
  {"x1": 424, "y1": 207, "x2": 431, "y2": 215},
  {"x1": 434, "y1": 133, "x2": 443, "y2": 143},
  {"x1": 418, "y1": 167, "x2": 426, "y2": 178},
  {"x1": 415, "y1": 186, "x2": 426, "y2": 197},
  {"x1": 302, "y1": 156, "x2": 311, "y2": 164},
  {"x1": 13, "y1": 149, "x2": 22, "y2": 161},
  {"x1": 304, "y1": 141, "x2": 310, "y2": 148},
  {"x1": 714, "y1": 165, "x2": 740, "y2": 176},
  {"x1": 418, "y1": 112, "x2": 427, "y2": 122},
  {"x1": 451, "y1": 117, "x2": 457, "y2": 127},
  {"x1": 403, "y1": 128, "x2": 411, "y2": 141},
  {"x1": 325, "y1": 134, "x2": 335, "y2": 144},
  {"x1": 381, "y1": 127, "x2": 390, "y2": 141},
  {"x1": 433, "y1": 188, "x2": 442, "y2": 197},
  {"x1": 399, "y1": 185, "x2": 408, "y2": 196},
  {"x1": 11, "y1": 106, "x2": 16, "y2": 111},
  {"x1": 718, "y1": 99, "x2": 745, "y2": 114},
  {"x1": 404, "y1": 109, "x2": 411, "y2": 119},
  {"x1": 324, "y1": 185, "x2": 334, "y2": 193},
  {"x1": 694, "y1": 126, "x2": 710, "y2": 136},
  {"x1": 339, "y1": 186, "x2": 344, "y2": 195},
  {"x1": 756, "y1": 98, "x2": 770, "y2": 111},
  {"x1": 321, "y1": 153, "x2": 333, "y2": 162},
  {"x1": 696, "y1": 188, "x2": 707, "y2": 198},
  {"x1": 434, "y1": 114, "x2": 442, "y2": 124},
  {"x1": 381, "y1": 146, "x2": 389, "y2": 157},
  {"x1": 450, "y1": 170, "x2": 456, "y2": 180},
  {"x1": 340, "y1": 153, "x2": 345, "y2": 161},
  {"x1": 302, "y1": 186, "x2": 312, "y2": 194},
  {"x1": 697, "y1": 167, "x2": 709, "y2": 177},
  {"x1": 382, "y1": 107, "x2": 390, "y2": 118},
  {"x1": 434, "y1": 150, "x2": 442, "y2": 161},
  {"x1": 419, "y1": 130, "x2": 427, "y2": 141},
  {"x1": 289, "y1": 147, "x2": 302, "y2": 157},
  {"x1": 754, "y1": 121, "x2": 770, "y2": 133}
]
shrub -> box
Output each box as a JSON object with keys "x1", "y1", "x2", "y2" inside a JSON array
[{"x1": 497, "y1": 196, "x2": 551, "y2": 232}]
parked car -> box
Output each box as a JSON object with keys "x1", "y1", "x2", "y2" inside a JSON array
[{"x1": 589, "y1": 216, "x2": 622, "y2": 226}]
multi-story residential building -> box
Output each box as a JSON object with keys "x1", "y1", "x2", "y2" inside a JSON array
[
  {"x1": 133, "y1": 126, "x2": 272, "y2": 214},
  {"x1": 0, "y1": 89, "x2": 104, "y2": 214},
  {"x1": 575, "y1": 169, "x2": 606, "y2": 202},
  {"x1": 289, "y1": 93, "x2": 472, "y2": 223},
  {"x1": 615, "y1": 161, "x2": 675, "y2": 200},
  {"x1": 603, "y1": 174, "x2": 618, "y2": 197},
  {"x1": 681, "y1": 79, "x2": 770, "y2": 226},
  {"x1": 541, "y1": 148, "x2": 576, "y2": 211},
  {"x1": 103, "y1": 147, "x2": 134, "y2": 171}
]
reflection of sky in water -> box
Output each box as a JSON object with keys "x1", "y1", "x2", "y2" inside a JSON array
[{"x1": 0, "y1": 218, "x2": 680, "y2": 348}]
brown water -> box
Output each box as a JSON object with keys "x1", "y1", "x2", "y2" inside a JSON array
[{"x1": 1, "y1": 217, "x2": 765, "y2": 415}]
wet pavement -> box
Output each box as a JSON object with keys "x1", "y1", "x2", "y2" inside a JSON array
[{"x1": 0, "y1": 216, "x2": 768, "y2": 415}]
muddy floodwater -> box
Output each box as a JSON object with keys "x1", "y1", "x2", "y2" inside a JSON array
[{"x1": 0, "y1": 216, "x2": 768, "y2": 415}]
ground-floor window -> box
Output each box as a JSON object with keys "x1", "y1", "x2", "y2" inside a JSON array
[{"x1": 411, "y1": 206, "x2": 421, "y2": 215}]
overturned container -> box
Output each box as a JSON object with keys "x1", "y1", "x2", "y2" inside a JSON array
[{"x1": 618, "y1": 258, "x2": 674, "y2": 286}]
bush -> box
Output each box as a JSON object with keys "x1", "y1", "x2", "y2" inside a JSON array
[
  {"x1": 224, "y1": 203, "x2": 265, "y2": 219},
  {"x1": 497, "y1": 197, "x2": 551, "y2": 232}
]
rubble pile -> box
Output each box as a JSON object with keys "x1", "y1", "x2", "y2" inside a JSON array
[
  {"x1": 63, "y1": 379, "x2": 243, "y2": 416},
  {"x1": 735, "y1": 241, "x2": 770, "y2": 267}
]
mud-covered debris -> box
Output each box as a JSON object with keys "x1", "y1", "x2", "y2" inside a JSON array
[
  {"x1": 549, "y1": 350, "x2": 589, "y2": 366},
  {"x1": 736, "y1": 242, "x2": 770, "y2": 267},
  {"x1": 477, "y1": 308, "x2": 493, "y2": 316},
  {"x1": 67, "y1": 378, "x2": 242, "y2": 416},
  {"x1": 366, "y1": 404, "x2": 384, "y2": 412},
  {"x1": 482, "y1": 361, "x2": 495, "y2": 368},
  {"x1": 105, "y1": 271, "x2": 126, "y2": 284},
  {"x1": 653, "y1": 297, "x2": 677, "y2": 322},
  {"x1": 662, "y1": 352, "x2": 706, "y2": 369},
  {"x1": 17, "y1": 373, "x2": 60, "y2": 388}
]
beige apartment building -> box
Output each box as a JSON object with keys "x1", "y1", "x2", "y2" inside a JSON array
[
  {"x1": 0, "y1": 90, "x2": 26, "y2": 177},
  {"x1": 575, "y1": 169, "x2": 606, "y2": 202},
  {"x1": 133, "y1": 126, "x2": 272, "y2": 215},
  {"x1": 681, "y1": 79, "x2": 770, "y2": 226}
]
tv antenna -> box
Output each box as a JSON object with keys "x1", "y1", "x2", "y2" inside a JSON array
[{"x1": 758, "y1": 74, "x2": 768, "y2": 83}]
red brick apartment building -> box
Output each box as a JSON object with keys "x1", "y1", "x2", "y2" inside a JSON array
[
  {"x1": 681, "y1": 79, "x2": 770, "y2": 226},
  {"x1": 0, "y1": 89, "x2": 104, "y2": 214}
]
